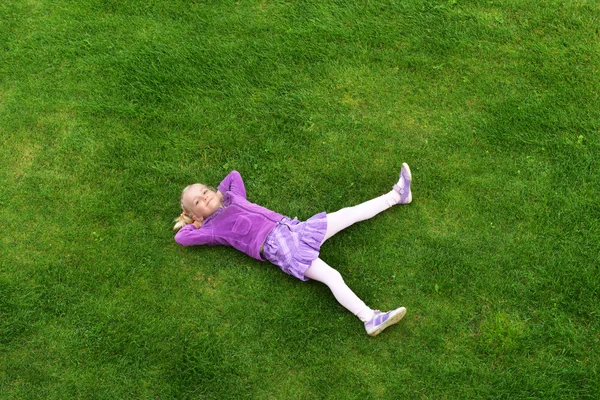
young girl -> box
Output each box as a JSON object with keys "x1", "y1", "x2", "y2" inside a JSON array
[{"x1": 174, "y1": 164, "x2": 413, "y2": 336}]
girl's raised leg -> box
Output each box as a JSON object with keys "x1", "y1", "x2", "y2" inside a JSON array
[{"x1": 322, "y1": 163, "x2": 412, "y2": 243}]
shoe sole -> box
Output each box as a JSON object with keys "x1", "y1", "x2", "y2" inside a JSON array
[
  {"x1": 368, "y1": 307, "x2": 407, "y2": 337},
  {"x1": 401, "y1": 163, "x2": 412, "y2": 204}
]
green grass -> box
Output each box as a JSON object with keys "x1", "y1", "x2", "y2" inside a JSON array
[{"x1": 1, "y1": 0, "x2": 599, "y2": 398}]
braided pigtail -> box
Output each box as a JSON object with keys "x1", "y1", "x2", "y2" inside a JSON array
[
  {"x1": 173, "y1": 212, "x2": 194, "y2": 231},
  {"x1": 174, "y1": 184, "x2": 196, "y2": 231}
]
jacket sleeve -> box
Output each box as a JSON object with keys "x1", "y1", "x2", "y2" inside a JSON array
[
  {"x1": 175, "y1": 224, "x2": 213, "y2": 246},
  {"x1": 217, "y1": 170, "x2": 247, "y2": 199}
]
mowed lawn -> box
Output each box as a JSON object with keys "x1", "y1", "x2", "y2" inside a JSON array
[{"x1": 1, "y1": 0, "x2": 598, "y2": 398}]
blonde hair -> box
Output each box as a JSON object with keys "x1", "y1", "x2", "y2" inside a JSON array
[
  {"x1": 173, "y1": 183, "x2": 215, "y2": 231},
  {"x1": 173, "y1": 212, "x2": 194, "y2": 231}
]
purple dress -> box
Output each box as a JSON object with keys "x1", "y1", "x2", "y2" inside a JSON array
[{"x1": 262, "y1": 212, "x2": 328, "y2": 281}]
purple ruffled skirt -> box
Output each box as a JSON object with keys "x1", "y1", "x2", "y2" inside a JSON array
[{"x1": 262, "y1": 212, "x2": 328, "y2": 281}]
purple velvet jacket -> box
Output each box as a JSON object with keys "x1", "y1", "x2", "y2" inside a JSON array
[{"x1": 174, "y1": 171, "x2": 284, "y2": 261}]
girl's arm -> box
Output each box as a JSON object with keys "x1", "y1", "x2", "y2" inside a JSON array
[
  {"x1": 217, "y1": 170, "x2": 246, "y2": 199},
  {"x1": 175, "y1": 224, "x2": 213, "y2": 246}
]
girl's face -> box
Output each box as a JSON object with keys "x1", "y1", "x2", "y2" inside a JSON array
[{"x1": 182, "y1": 184, "x2": 221, "y2": 222}]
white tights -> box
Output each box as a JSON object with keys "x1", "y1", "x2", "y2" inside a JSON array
[{"x1": 303, "y1": 191, "x2": 400, "y2": 322}]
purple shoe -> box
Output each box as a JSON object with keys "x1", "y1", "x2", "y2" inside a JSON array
[
  {"x1": 393, "y1": 163, "x2": 412, "y2": 204},
  {"x1": 364, "y1": 307, "x2": 407, "y2": 336}
]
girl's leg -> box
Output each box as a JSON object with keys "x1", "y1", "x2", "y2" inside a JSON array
[
  {"x1": 305, "y1": 258, "x2": 408, "y2": 336},
  {"x1": 323, "y1": 191, "x2": 398, "y2": 243},
  {"x1": 304, "y1": 258, "x2": 374, "y2": 322},
  {"x1": 323, "y1": 163, "x2": 412, "y2": 243}
]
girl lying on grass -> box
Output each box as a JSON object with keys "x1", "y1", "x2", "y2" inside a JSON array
[{"x1": 174, "y1": 165, "x2": 413, "y2": 336}]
